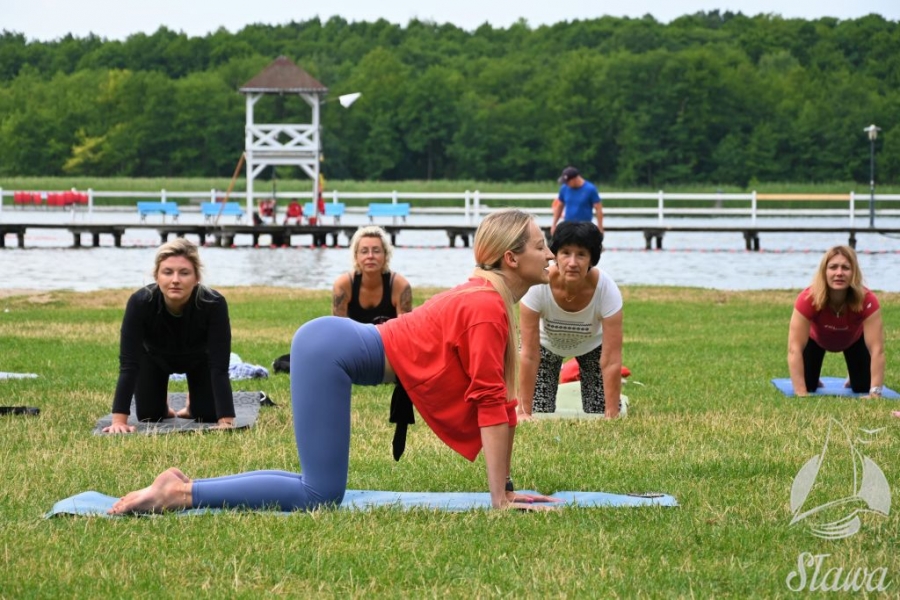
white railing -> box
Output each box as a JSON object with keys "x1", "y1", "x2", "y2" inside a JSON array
[
  {"x1": 1, "y1": 188, "x2": 899, "y2": 225},
  {"x1": 246, "y1": 124, "x2": 317, "y2": 152}
]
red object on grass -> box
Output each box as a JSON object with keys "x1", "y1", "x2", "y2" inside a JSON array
[
  {"x1": 559, "y1": 358, "x2": 630, "y2": 383},
  {"x1": 560, "y1": 359, "x2": 580, "y2": 383}
]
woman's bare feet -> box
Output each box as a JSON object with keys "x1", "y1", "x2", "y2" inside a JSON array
[
  {"x1": 108, "y1": 467, "x2": 193, "y2": 514},
  {"x1": 175, "y1": 394, "x2": 191, "y2": 419}
]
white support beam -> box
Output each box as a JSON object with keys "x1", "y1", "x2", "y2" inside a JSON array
[{"x1": 244, "y1": 91, "x2": 323, "y2": 221}]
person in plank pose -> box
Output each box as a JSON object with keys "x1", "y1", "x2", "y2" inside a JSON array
[
  {"x1": 787, "y1": 245, "x2": 885, "y2": 397},
  {"x1": 518, "y1": 221, "x2": 623, "y2": 419}
]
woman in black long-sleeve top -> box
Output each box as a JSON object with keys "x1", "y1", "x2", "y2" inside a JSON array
[{"x1": 103, "y1": 239, "x2": 235, "y2": 433}]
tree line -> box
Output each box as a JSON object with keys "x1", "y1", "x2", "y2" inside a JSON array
[{"x1": 0, "y1": 12, "x2": 898, "y2": 186}]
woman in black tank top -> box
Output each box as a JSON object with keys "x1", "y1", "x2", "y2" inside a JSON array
[{"x1": 332, "y1": 226, "x2": 412, "y2": 323}]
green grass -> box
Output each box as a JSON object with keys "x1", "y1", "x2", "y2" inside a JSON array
[{"x1": 1, "y1": 286, "x2": 898, "y2": 598}]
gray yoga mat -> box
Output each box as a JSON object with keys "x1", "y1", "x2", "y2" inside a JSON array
[
  {"x1": 93, "y1": 391, "x2": 263, "y2": 434},
  {"x1": 46, "y1": 489, "x2": 678, "y2": 517}
]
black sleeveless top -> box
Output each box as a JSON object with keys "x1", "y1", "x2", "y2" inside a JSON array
[{"x1": 347, "y1": 271, "x2": 397, "y2": 324}]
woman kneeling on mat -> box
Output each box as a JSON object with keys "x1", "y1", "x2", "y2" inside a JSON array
[
  {"x1": 102, "y1": 239, "x2": 235, "y2": 433},
  {"x1": 517, "y1": 221, "x2": 624, "y2": 420},
  {"x1": 109, "y1": 209, "x2": 558, "y2": 513},
  {"x1": 787, "y1": 245, "x2": 885, "y2": 397}
]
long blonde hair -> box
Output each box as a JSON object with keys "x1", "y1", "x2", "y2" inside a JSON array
[
  {"x1": 808, "y1": 245, "x2": 866, "y2": 312},
  {"x1": 470, "y1": 209, "x2": 535, "y2": 400}
]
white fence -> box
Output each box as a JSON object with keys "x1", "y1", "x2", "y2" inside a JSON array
[{"x1": 2, "y1": 187, "x2": 899, "y2": 226}]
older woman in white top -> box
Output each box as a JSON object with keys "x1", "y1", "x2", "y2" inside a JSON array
[{"x1": 518, "y1": 221, "x2": 624, "y2": 420}]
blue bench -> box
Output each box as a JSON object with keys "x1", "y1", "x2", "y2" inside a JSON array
[
  {"x1": 137, "y1": 201, "x2": 180, "y2": 222},
  {"x1": 367, "y1": 202, "x2": 410, "y2": 223},
  {"x1": 201, "y1": 202, "x2": 245, "y2": 222},
  {"x1": 304, "y1": 202, "x2": 346, "y2": 224}
]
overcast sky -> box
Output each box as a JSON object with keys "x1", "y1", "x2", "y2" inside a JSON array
[{"x1": 5, "y1": 0, "x2": 898, "y2": 42}]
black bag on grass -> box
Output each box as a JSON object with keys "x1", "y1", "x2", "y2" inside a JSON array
[{"x1": 272, "y1": 354, "x2": 291, "y2": 374}]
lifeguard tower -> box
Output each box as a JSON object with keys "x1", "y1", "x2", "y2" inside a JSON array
[{"x1": 239, "y1": 56, "x2": 327, "y2": 221}]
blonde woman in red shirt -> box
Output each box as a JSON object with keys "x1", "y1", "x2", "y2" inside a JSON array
[
  {"x1": 110, "y1": 209, "x2": 558, "y2": 514},
  {"x1": 787, "y1": 245, "x2": 885, "y2": 397}
]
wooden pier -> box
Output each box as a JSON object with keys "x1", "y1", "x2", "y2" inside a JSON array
[
  {"x1": 2, "y1": 221, "x2": 900, "y2": 250},
  {"x1": 625, "y1": 225, "x2": 900, "y2": 251},
  {"x1": 0, "y1": 222, "x2": 480, "y2": 249}
]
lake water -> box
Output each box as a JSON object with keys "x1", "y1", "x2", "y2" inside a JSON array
[{"x1": 1, "y1": 208, "x2": 899, "y2": 293}]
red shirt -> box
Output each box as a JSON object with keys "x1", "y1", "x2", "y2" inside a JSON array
[
  {"x1": 378, "y1": 279, "x2": 518, "y2": 461},
  {"x1": 794, "y1": 287, "x2": 880, "y2": 352}
]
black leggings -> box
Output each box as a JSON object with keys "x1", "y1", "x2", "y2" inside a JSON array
[
  {"x1": 802, "y1": 335, "x2": 871, "y2": 393},
  {"x1": 134, "y1": 351, "x2": 220, "y2": 422},
  {"x1": 533, "y1": 344, "x2": 606, "y2": 413}
]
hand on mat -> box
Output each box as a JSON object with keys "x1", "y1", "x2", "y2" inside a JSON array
[
  {"x1": 102, "y1": 413, "x2": 136, "y2": 434},
  {"x1": 504, "y1": 498, "x2": 561, "y2": 511},
  {"x1": 102, "y1": 422, "x2": 136, "y2": 434},
  {"x1": 516, "y1": 409, "x2": 534, "y2": 423},
  {"x1": 506, "y1": 491, "x2": 563, "y2": 508}
]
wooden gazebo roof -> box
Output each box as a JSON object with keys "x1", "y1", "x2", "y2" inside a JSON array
[{"x1": 239, "y1": 56, "x2": 328, "y2": 94}]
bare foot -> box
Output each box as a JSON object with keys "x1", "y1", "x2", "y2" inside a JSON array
[
  {"x1": 175, "y1": 394, "x2": 192, "y2": 419},
  {"x1": 108, "y1": 467, "x2": 192, "y2": 514}
]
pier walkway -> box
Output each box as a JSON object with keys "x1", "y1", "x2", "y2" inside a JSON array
[{"x1": 3, "y1": 221, "x2": 900, "y2": 250}]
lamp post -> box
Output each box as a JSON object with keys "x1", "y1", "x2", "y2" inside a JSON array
[{"x1": 864, "y1": 124, "x2": 881, "y2": 228}]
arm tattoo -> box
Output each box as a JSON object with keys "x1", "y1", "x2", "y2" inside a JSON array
[
  {"x1": 399, "y1": 284, "x2": 413, "y2": 314},
  {"x1": 332, "y1": 290, "x2": 348, "y2": 316}
]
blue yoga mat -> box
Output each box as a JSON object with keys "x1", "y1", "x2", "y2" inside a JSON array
[
  {"x1": 771, "y1": 377, "x2": 900, "y2": 399},
  {"x1": 0, "y1": 372, "x2": 38, "y2": 380},
  {"x1": 46, "y1": 489, "x2": 678, "y2": 517}
]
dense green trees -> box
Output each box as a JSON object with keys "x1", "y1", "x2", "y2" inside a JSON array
[{"x1": 0, "y1": 12, "x2": 897, "y2": 185}]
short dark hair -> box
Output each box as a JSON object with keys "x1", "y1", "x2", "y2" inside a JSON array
[{"x1": 550, "y1": 221, "x2": 603, "y2": 266}]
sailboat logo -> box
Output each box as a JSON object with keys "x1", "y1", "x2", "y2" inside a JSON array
[{"x1": 790, "y1": 418, "x2": 891, "y2": 539}]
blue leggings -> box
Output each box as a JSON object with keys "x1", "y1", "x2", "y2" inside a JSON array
[{"x1": 192, "y1": 317, "x2": 385, "y2": 511}]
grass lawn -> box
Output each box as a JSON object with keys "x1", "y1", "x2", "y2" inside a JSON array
[{"x1": 0, "y1": 286, "x2": 897, "y2": 597}]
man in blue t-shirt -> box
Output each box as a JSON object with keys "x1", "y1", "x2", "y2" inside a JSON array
[{"x1": 551, "y1": 166, "x2": 603, "y2": 235}]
